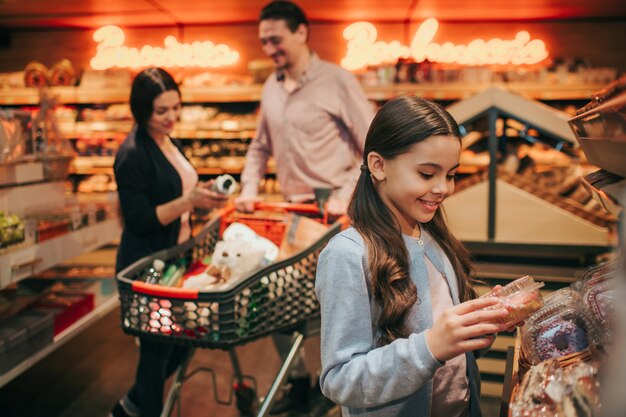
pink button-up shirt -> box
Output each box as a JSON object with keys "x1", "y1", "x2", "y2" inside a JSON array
[{"x1": 240, "y1": 53, "x2": 375, "y2": 202}]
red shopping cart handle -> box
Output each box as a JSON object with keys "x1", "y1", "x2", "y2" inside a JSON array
[
  {"x1": 220, "y1": 202, "x2": 321, "y2": 217},
  {"x1": 254, "y1": 202, "x2": 321, "y2": 213},
  {"x1": 132, "y1": 281, "x2": 199, "y2": 300}
]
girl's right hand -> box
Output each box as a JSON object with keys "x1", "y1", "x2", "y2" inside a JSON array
[
  {"x1": 425, "y1": 297, "x2": 509, "y2": 362},
  {"x1": 186, "y1": 181, "x2": 228, "y2": 209}
]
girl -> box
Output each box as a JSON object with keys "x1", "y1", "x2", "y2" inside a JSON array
[
  {"x1": 315, "y1": 96, "x2": 510, "y2": 417},
  {"x1": 111, "y1": 68, "x2": 227, "y2": 417}
]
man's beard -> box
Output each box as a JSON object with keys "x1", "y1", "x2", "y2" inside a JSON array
[{"x1": 272, "y1": 53, "x2": 290, "y2": 71}]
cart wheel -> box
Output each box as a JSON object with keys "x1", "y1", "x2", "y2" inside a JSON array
[{"x1": 234, "y1": 382, "x2": 257, "y2": 417}]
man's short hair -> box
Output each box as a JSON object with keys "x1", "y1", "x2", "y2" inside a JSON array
[{"x1": 259, "y1": 1, "x2": 308, "y2": 32}]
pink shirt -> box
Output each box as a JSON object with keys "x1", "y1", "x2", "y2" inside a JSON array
[
  {"x1": 161, "y1": 142, "x2": 198, "y2": 243},
  {"x1": 426, "y1": 256, "x2": 470, "y2": 417},
  {"x1": 240, "y1": 53, "x2": 374, "y2": 202}
]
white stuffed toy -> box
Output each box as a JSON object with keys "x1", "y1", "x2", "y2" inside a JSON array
[
  {"x1": 222, "y1": 222, "x2": 279, "y2": 263},
  {"x1": 182, "y1": 239, "x2": 266, "y2": 291},
  {"x1": 210, "y1": 239, "x2": 265, "y2": 282}
]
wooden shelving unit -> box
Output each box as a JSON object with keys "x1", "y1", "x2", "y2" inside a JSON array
[{"x1": 0, "y1": 82, "x2": 607, "y2": 106}]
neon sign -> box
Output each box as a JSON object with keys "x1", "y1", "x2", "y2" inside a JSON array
[
  {"x1": 341, "y1": 19, "x2": 549, "y2": 71},
  {"x1": 90, "y1": 25, "x2": 240, "y2": 70}
]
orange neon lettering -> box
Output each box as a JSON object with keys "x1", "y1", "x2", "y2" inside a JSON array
[
  {"x1": 90, "y1": 25, "x2": 240, "y2": 70},
  {"x1": 341, "y1": 19, "x2": 549, "y2": 70}
]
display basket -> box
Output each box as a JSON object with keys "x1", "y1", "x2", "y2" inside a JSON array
[{"x1": 116, "y1": 202, "x2": 341, "y2": 350}]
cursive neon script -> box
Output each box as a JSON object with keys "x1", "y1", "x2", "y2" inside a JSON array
[
  {"x1": 90, "y1": 25, "x2": 240, "y2": 70},
  {"x1": 341, "y1": 19, "x2": 549, "y2": 71}
]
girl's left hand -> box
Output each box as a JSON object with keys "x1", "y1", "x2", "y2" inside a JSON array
[{"x1": 484, "y1": 285, "x2": 525, "y2": 332}]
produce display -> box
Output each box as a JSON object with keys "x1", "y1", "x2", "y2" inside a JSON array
[{"x1": 0, "y1": 212, "x2": 25, "y2": 249}]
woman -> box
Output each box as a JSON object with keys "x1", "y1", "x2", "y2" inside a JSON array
[{"x1": 111, "y1": 67, "x2": 227, "y2": 417}]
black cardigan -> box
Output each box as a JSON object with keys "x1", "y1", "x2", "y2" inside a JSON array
[{"x1": 114, "y1": 126, "x2": 190, "y2": 272}]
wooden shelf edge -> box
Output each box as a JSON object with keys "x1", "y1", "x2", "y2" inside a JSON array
[{"x1": 0, "y1": 83, "x2": 609, "y2": 105}]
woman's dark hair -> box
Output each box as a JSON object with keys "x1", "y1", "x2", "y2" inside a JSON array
[
  {"x1": 129, "y1": 67, "x2": 180, "y2": 127},
  {"x1": 348, "y1": 96, "x2": 479, "y2": 346},
  {"x1": 260, "y1": 1, "x2": 308, "y2": 32}
]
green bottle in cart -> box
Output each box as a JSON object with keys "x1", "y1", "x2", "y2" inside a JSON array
[{"x1": 237, "y1": 278, "x2": 269, "y2": 337}]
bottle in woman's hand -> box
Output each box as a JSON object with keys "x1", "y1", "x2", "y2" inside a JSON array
[{"x1": 187, "y1": 181, "x2": 229, "y2": 209}]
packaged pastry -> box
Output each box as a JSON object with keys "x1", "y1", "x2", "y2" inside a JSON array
[
  {"x1": 582, "y1": 276, "x2": 616, "y2": 331},
  {"x1": 511, "y1": 359, "x2": 564, "y2": 417},
  {"x1": 579, "y1": 260, "x2": 619, "y2": 287},
  {"x1": 511, "y1": 359, "x2": 601, "y2": 417},
  {"x1": 522, "y1": 291, "x2": 601, "y2": 364},
  {"x1": 482, "y1": 276, "x2": 545, "y2": 325}
]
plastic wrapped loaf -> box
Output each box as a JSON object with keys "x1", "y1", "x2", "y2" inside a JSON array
[
  {"x1": 522, "y1": 288, "x2": 601, "y2": 365},
  {"x1": 483, "y1": 276, "x2": 545, "y2": 325}
]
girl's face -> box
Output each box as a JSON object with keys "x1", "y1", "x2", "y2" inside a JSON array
[
  {"x1": 372, "y1": 135, "x2": 461, "y2": 236},
  {"x1": 146, "y1": 90, "x2": 180, "y2": 139}
]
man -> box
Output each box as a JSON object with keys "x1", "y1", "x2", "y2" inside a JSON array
[
  {"x1": 235, "y1": 1, "x2": 374, "y2": 415},
  {"x1": 236, "y1": 0, "x2": 374, "y2": 216}
]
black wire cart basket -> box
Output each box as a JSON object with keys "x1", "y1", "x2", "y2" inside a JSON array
[{"x1": 116, "y1": 202, "x2": 343, "y2": 417}]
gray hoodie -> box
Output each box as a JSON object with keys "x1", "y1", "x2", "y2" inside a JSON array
[{"x1": 315, "y1": 227, "x2": 484, "y2": 417}]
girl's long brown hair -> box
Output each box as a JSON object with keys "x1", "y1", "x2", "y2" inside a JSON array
[{"x1": 348, "y1": 96, "x2": 479, "y2": 346}]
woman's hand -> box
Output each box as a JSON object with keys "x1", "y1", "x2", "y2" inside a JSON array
[
  {"x1": 186, "y1": 181, "x2": 229, "y2": 210},
  {"x1": 425, "y1": 297, "x2": 510, "y2": 362}
]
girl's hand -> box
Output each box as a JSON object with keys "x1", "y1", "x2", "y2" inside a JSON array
[
  {"x1": 425, "y1": 297, "x2": 509, "y2": 362},
  {"x1": 484, "y1": 285, "x2": 525, "y2": 332},
  {"x1": 186, "y1": 181, "x2": 228, "y2": 209}
]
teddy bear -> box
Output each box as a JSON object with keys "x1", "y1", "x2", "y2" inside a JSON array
[{"x1": 182, "y1": 239, "x2": 266, "y2": 291}]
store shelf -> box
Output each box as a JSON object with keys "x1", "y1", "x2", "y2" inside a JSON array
[
  {"x1": 447, "y1": 86, "x2": 577, "y2": 144},
  {"x1": 0, "y1": 182, "x2": 66, "y2": 217},
  {"x1": 446, "y1": 179, "x2": 613, "y2": 246},
  {"x1": 69, "y1": 160, "x2": 275, "y2": 176},
  {"x1": 0, "y1": 161, "x2": 45, "y2": 187},
  {"x1": 0, "y1": 291, "x2": 119, "y2": 388},
  {"x1": 0, "y1": 218, "x2": 121, "y2": 288},
  {"x1": 174, "y1": 130, "x2": 256, "y2": 140},
  {"x1": 363, "y1": 82, "x2": 606, "y2": 102},
  {"x1": 69, "y1": 166, "x2": 114, "y2": 175},
  {"x1": 0, "y1": 82, "x2": 608, "y2": 106},
  {"x1": 473, "y1": 262, "x2": 581, "y2": 284}
]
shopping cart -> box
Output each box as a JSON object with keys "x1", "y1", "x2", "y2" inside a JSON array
[{"x1": 116, "y1": 202, "x2": 344, "y2": 417}]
